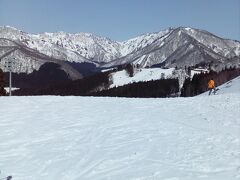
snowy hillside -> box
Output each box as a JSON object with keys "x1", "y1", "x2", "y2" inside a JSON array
[
  {"x1": 108, "y1": 67, "x2": 205, "y2": 88},
  {"x1": 217, "y1": 76, "x2": 240, "y2": 94},
  {"x1": 0, "y1": 84, "x2": 240, "y2": 179},
  {"x1": 119, "y1": 28, "x2": 173, "y2": 56},
  {"x1": 109, "y1": 68, "x2": 175, "y2": 88}
]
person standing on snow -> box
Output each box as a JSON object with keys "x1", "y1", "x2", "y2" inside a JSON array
[{"x1": 208, "y1": 78, "x2": 216, "y2": 95}]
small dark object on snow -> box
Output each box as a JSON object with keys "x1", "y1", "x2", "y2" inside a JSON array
[{"x1": 0, "y1": 176, "x2": 12, "y2": 180}]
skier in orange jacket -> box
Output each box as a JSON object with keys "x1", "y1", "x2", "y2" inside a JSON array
[{"x1": 208, "y1": 78, "x2": 216, "y2": 95}]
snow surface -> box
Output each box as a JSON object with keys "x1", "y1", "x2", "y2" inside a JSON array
[
  {"x1": 110, "y1": 68, "x2": 175, "y2": 88},
  {"x1": 0, "y1": 79, "x2": 240, "y2": 180},
  {"x1": 4, "y1": 87, "x2": 20, "y2": 93},
  {"x1": 109, "y1": 67, "x2": 203, "y2": 89},
  {"x1": 216, "y1": 76, "x2": 240, "y2": 95},
  {"x1": 191, "y1": 69, "x2": 209, "y2": 78}
]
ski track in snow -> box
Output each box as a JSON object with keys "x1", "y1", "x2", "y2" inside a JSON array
[{"x1": 0, "y1": 93, "x2": 240, "y2": 180}]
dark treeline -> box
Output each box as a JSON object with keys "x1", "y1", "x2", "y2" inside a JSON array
[
  {"x1": 4, "y1": 61, "x2": 108, "y2": 89},
  {"x1": 14, "y1": 70, "x2": 112, "y2": 96},
  {"x1": 90, "y1": 79, "x2": 179, "y2": 98},
  {"x1": 7, "y1": 64, "x2": 240, "y2": 97},
  {"x1": 181, "y1": 67, "x2": 240, "y2": 97},
  {"x1": 5, "y1": 63, "x2": 70, "y2": 88},
  {"x1": 66, "y1": 61, "x2": 101, "y2": 76},
  {"x1": 13, "y1": 62, "x2": 180, "y2": 97},
  {"x1": 0, "y1": 68, "x2": 7, "y2": 96}
]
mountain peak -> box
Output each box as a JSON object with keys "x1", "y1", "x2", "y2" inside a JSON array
[
  {"x1": 1, "y1": 25, "x2": 19, "y2": 31},
  {"x1": 0, "y1": 26, "x2": 239, "y2": 74}
]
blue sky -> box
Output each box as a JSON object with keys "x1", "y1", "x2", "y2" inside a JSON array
[{"x1": 0, "y1": 0, "x2": 239, "y2": 41}]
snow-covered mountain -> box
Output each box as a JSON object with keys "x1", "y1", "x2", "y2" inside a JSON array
[
  {"x1": 0, "y1": 78, "x2": 239, "y2": 180},
  {"x1": 105, "y1": 27, "x2": 240, "y2": 69},
  {"x1": 0, "y1": 37, "x2": 83, "y2": 80},
  {"x1": 0, "y1": 26, "x2": 239, "y2": 76},
  {"x1": 0, "y1": 26, "x2": 121, "y2": 64}
]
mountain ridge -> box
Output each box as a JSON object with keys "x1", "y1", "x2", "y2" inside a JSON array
[{"x1": 0, "y1": 26, "x2": 239, "y2": 77}]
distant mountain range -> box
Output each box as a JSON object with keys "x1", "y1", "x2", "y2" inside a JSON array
[{"x1": 0, "y1": 26, "x2": 239, "y2": 80}]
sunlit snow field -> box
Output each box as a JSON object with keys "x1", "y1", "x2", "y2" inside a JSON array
[{"x1": 0, "y1": 77, "x2": 240, "y2": 180}]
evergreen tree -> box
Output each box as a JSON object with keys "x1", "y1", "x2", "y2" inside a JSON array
[
  {"x1": 181, "y1": 78, "x2": 192, "y2": 97},
  {"x1": 0, "y1": 68, "x2": 7, "y2": 96},
  {"x1": 126, "y1": 63, "x2": 134, "y2": 77}
]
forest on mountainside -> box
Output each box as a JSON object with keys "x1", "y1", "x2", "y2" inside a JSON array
[{"x1": 2, "y1": 63, "x2": 239, "y2": 97}]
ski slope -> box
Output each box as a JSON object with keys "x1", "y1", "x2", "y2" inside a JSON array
[
  {"x1": 109, "y1": 68, "x2": 175, "y2": 88},
  {"x1": 109, "y1": 68, "x2": 204, "y2": 89},
  {"x1": 215, "y1": 76, "x2": 240, "y2": 95},
  {"x1": 0, "y1": 80, "x2": 240, "y2": 180}
]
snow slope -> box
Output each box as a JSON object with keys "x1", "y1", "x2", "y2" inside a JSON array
[
  {"x1": 0, "y1": 89, "x2": 240, "y2": 180},
  {"x1": 109, "y1": 67, "x2": 206, "y2": 88},
  {"x1": 109, "y1": 68, "x2": 175, "y2": 88},
  {"x1": 215, "y1": 76, "x2": 240, "y2": 94}
]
